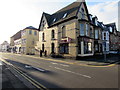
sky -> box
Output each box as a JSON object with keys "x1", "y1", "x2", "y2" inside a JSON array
[{"x1": 0, "y1": 0, "x2": 119, "y2": 44}]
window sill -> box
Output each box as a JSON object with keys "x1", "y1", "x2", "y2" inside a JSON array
[
  {"x1": 42, "y1": 40, "x2": 46, "y2": 42},
  {"x1": 51, "y1": 38, "x2": 56, "y2": 40}
]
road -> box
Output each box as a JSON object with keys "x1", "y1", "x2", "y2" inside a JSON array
[{"x1": 0, "y1": 52, "x2": 119, "y2": 89}]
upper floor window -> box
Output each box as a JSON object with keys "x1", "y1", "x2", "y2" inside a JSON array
[
  {"x1": 62, "y1": 26, "x2": 66, "y2": 38},
  {"x1": 99, "y1": 30, "x2": 102, "y2": 39},
  {"x1": 95, "y1": 30, "x2": 99, "y2": 39},
  {"x1": 51, "y1": 30, "x2": 55, "y2": 39},
  {"x1": 21, "y1": 30, "x2": 26, "y2": 36},
  {"x1": 90, "y1": 27, "x2": 93, "y2": 38},
  {"x1": 104, "y1": 33, "x2": 106, "y2": 40},
  {"x1": 34, "y1": 31, "x2": 37, "y2": 35},
  {"x1": 42, "y1": 33, "x2": 45, "y2": 41},
  {"x1": 86, "y1": 24, "x2": 89, "y2": 36},
  {"x1": 22, "y1": 39, "x2": 26, "y2": 44},
  {"x1": 80, "y1": 23, "x2": 84, "y2": 36},
  {"x1": 81, "y1": 8, "x2": 85, "y2": 19},
  {"x1": 29, "y1": 30, "x2": 32, "y2": 34}
]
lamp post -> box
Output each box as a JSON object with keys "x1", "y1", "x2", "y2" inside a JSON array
[{"x1": 103, "y1": 40, "x2": 107, "y2": 62}]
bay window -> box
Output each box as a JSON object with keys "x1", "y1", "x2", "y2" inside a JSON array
[
  {"x1": 95, "y1": 30, "x2": 99, "y2": 39},
  {"x1": 80, "y1": 24, "x2": 84, "y2": 36}
]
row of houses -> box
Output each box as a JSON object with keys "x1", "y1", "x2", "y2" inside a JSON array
[
  {"x1": 10, "y1": 1, "x2": 120, "y2": 59},
  {"x1": 0, "y1": 41, "x2": 10, "y2": 52}
]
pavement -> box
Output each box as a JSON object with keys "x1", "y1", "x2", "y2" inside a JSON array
[
  {"x1": 2, "y1": 52, "x2": 120, "y2": 67},
  {"x1": 26, "y1": 54, "x2": 119, "y2": 67}
]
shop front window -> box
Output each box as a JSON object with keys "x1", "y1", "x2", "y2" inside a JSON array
[
  {"x1": 60, "y1": 43, "x2": 69, "y2": 54},
  {"x1": 95, "y1": 44, "x2": 98, "y2": 52},
  {"x1": 84, "y1": 42, "x2": 92, "y2": 54},
  {"x1": 78, "y1": 39, "x2": 81, "y2": 54}
]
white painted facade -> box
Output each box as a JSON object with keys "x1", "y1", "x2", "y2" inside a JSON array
[{"x1": 102, "y1": 30, "x2": 110, "y2": 53}]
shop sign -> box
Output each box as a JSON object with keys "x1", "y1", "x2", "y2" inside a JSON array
[{"x1": 60, "y1": 37, "x2": 72, "y2": 43}]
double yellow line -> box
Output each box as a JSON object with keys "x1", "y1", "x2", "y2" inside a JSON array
[{"x1": 0, "y1": 58, "x2": 48, "y2": 90}]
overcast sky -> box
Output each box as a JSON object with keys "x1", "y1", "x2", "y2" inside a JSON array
[{"x1": 0, "y1": 0, "x2": 119, "y2": 44}]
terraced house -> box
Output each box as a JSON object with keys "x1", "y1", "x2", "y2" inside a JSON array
[
  {"x1": 10, "y1": 30, "x2": 22, "y2": 53},
  {"x1": 10, "y1": 26, "x2": 39, "y2": 55},
  {"x1": 105, "y1": 23, "x2": 120, "y2": 52},
  {"x1": 36, "y1": 1, "x2": 95, "y2": 58}
]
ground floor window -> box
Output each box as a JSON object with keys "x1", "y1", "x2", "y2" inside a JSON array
[
  {"x1": 84, "y1": 42, "x2": 92, "y2": 54},
  {"x1": 60, "y1": 43, "x2": 69, "y2": 54},
  {"x1": 95, "y1": 44, "x2": 102, "y2": 53},
  {"x1": 95, "y1": 44, "x2": 98, "y2": 52},
  {"x1": 21, "y1": 47, "x2": 26, "y2": 53},
  {"x1": 51, "y1": 43, "x2": 55, "y2": 53}
]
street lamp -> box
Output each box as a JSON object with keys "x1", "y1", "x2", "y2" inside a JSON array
[{"x1": 102, "y1": 40, "x2": 107, "y2": 62}]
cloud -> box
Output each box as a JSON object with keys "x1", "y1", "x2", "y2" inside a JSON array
[{"x1": 87, "y1": 1, "x2": 118, "y2": 30}]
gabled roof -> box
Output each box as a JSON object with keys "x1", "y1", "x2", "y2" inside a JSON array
[{"x1": 39, "y1": 1, "x2": 89, "y2": 30}]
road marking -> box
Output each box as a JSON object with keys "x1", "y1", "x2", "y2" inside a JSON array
[
  {"x1": 51, "y1": 62, "x2": 58, "y2": 65},
  {"x1": 60, "y1": 64, "x2": 69, "y2": 67},
  {"x1": 51, "y1": 62, "x2": 69, "y2": 67},
  {"x1": 53, "y1": 66, "x2": 91, "y2": 78},
  {"x1": 25, "y1": 65, "x2": 32, "y2": 68},
  {"x1": 0, "y1": 57, "x2": 48, "y2": 90},
  {"x1": 32, "y1": 66, "x2": 45, "y2": 72}
]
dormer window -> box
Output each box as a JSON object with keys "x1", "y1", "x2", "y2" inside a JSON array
[
  {"x1": 53, "y1": 18, "x2": 56, "y2": 22},
  {"x1": 63, "y1": 13, "x2": 67, "y2": 18},
  {"x1": 102, "y1": 24, "x2": 104, "y2": 27},
  {"x1": 95, "y1": 19, "x2": 98, "y2": 26},
  {"x1": 109, "y1": 27, "x2": 112, "y2": 32},
  {"x1": 89, "y1": 15, "x2": 92, "y2": 21}
]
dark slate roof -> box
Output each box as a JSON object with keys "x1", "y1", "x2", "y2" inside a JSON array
[
  {"x1": 105, "y1": 23, "x2": 117, "y2": 31},
  {"x1": 39, "y1": 1, "x2": 87, "y2": 29},
  {"x1": 11, "y1": 30, "x2": 22, "y2": 40},
  {"x1": 105, "y1": 23, "x2": 116, "y2": 28},
  {"x1": 24, "y1": 26, "x2": 38, "y2": 30}
]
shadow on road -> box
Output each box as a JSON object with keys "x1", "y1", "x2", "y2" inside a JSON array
[{"x1": 4, "y1": 59, "x2": 62, "y2": 88}]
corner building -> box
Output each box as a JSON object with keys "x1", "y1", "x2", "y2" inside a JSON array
[{"x1": 38, "y1": 1, "x2": 94, "y2": 58}]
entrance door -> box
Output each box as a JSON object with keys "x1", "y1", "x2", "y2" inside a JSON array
[{"x1": 51, "y1": 43, "x2": 55, "y2": 53}]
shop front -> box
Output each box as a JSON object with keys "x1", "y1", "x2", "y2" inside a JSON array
[
  {"x1": 78, "y1": 37, "x2": 94, "y2": 56},
  {"x1": 59, "y1": 37, "x2": 72, "y2": 54}
]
